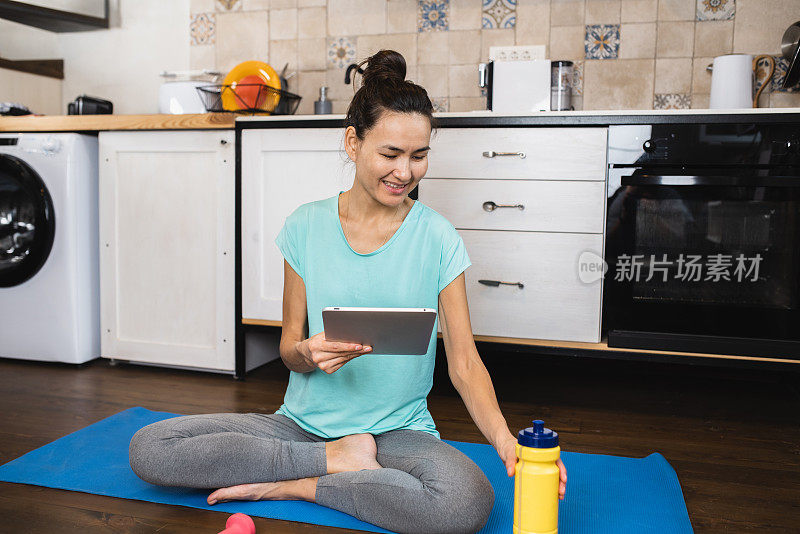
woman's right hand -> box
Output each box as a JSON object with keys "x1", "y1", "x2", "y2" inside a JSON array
[{"x1": 297, "y1": 331, "x2": 372, "y2": 374}]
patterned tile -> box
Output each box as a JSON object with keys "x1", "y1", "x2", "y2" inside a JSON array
[
  {"x1": 328, "y1": 37, "x2": 356, "y2": 69},
  {"x1": 772, "y1": 56, "x2": 800, "y2": 93},
  {"x1": 215, "y1": 0, "x2": 242, "y2": 11},
  {"x1": 585, "y1": 24, "x2": 620, "y2": 59},
  {"x1": 696, "y1": 0, "x2": 735, "y2": 21},
  {"x1": 572, "y1": 60, "x2": 584, "y2": 96},
  {"x1": 418, "y1": 1, "x2": 449, "y2": 32},
  {"x1": 482, "y1": 0, "x2": 516, "y2": 29},
  {"x1": 654, "y1": 93, "x2": 692, "y2": 109},
  {"x1": 190, "y1": 13, "x2": 216, "y2": 45},
  {"x1": 753, "y1": 55, "x2": 800, "y2": 94},
  {"x1": 432, "y1": 97, "x2": 449, "y2": 112}
]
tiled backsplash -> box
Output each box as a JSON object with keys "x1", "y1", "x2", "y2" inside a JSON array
[
  {"x1": 1, "y1": 0, "x2": 797, "y2": 115},
  {"x1": 189, "y1": 0, "x2": 800, "y2": 114}
]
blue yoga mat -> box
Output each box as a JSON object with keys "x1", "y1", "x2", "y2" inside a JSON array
[{"x1": 0, "y1": 407, "x2": 692, "y2": 533}]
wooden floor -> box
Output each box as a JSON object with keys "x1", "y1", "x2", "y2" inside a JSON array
[{"x1": 1, "y1": 341, "x2": 799, "y2": 533}]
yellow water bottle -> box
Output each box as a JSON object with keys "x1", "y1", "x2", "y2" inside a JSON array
[{"x1": 513, "y1": 419, "x2": 560, "y2": 534}]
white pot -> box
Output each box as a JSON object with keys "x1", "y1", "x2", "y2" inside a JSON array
[{"x1": 158, "y1": 80, "x2": 208, "y2": 114}]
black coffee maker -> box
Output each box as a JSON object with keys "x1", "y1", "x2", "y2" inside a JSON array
[{"x1": 67, "y1": 95, "x2": 113, "y2": 115}]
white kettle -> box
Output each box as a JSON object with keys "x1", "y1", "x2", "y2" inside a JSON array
[{"x1": 709, "y1": 54, "x2": 775, "y2": 109}]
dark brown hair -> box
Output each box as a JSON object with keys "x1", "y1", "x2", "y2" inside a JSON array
[{"x1": 344, "y1": 49, "x2": 437, "y2": 139}]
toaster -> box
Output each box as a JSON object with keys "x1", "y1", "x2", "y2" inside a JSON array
[{"x1": 478, "y1": 60, "x2": 552, "y2": 113}]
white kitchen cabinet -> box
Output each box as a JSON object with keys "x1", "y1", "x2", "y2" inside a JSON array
[
  {"x1": 99, "y1": 130, "x2": 236, "y2": 371},
  {"x1": 456, "y1": 230, "x2": 603, "y2": 342},
  {"x1": 426, "y1": 127, "x2": 607, "y2": 180},
  {"x1": 420, "y1": 127, "x2": 607, "y2": 343},
  {"x1": 420, "y1": 178, "x2": 606, "y2": 234},
  {"x1": 241, "y1": 128, "x2": 354, "y2": 322},
  {"x1": 240, "y1": 125, "x2": 606, "y2": 344}
]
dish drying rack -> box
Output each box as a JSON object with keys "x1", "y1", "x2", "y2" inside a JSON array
[
  {"x1": 160, "y1": 68, "x2": 301, "y2": 115},
  {"x1": 196, "y1": 84, "x2": 301, "y2": 115}
]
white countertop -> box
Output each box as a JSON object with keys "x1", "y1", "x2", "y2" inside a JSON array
[{"x1": 236, "y1": 107, "x2": 800, "y2": 123}]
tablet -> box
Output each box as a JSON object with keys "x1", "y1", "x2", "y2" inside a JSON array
[{"x1": 322, "y1": 307, "x2": 437, "y2": 355}]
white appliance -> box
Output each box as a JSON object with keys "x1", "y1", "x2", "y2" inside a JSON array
[
  {"x1": 0, "y1": 133, "x2": 100, "y2": 363},
  {"x1": 479, "y1": 59, "x2": 552, "y2": 113},
  {"x1": 709, "y1": 54, "x2": 754, "y2": 109},
  {"x1": 158, "y1": 70, "x2": 223, "y2": 114},
  {"x1": 158, "y1": 81, "x2": 208, "y2": 114}
]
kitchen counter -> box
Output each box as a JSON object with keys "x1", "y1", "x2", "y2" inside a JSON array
[
  {"x1": 4, "y1": 108, "x2": 799, "y2": 133},
  {"x1": 237, "y1": 108, "x2": 800, "y2": 128},
  {"x1": 0, "y1": 112, "x2": 236, "y2": 132}
]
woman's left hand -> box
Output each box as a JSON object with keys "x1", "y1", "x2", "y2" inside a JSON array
[{"x1": 497, "y1": 435, "x2": 567, "y2": 500}]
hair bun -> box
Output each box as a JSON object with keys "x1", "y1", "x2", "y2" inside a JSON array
[
  {"x1": 360, "y1": 49, "x2": 406, "y2": 87},
  {"x1": 344, "y1": 48, "x2": 436, "y2": 140}
]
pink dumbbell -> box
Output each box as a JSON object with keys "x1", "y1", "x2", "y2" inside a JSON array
[{"x1": 217, "y1": 513, "x2": 255, "y2": 534}]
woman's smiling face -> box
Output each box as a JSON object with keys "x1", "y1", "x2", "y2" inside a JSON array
[{"x1": 345, "y1": 110, "x2": 432, "y2": 206}]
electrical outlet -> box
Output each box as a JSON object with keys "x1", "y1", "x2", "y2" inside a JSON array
[{"x1": 488, "y1": 45, "x2": 546, "y2": 61}]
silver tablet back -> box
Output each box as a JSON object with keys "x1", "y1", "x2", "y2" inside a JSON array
[{"x1": 322, "y1": 307, "x2": 437, "y2": 355}]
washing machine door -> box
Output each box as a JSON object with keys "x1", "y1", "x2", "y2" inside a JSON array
[{"x1": 0, "y1": 153, "x2": 55, "y2": 287}]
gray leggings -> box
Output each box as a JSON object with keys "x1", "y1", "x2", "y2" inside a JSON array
[{"x1": 128, "y1": 412, "x2": 495, "y2": 534}]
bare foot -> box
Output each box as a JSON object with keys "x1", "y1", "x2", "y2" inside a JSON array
[
  {"x1": 207, "y1": 476, "x2": 320, "y2": 505},
  {"x1": 326, "y1": 433, "x2": 383, "y2": 474}
]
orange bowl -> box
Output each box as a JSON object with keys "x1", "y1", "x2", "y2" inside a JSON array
[{"x1": 222, "y1": 61, "x2": 281, "y2": 112}]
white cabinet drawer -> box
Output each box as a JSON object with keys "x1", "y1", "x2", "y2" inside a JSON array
[
  {"x1": 420, "y1": 178, "x2": 605, "y2": 233},
  {"x1": 446, "y1": 230, "x2": 603, "y2": 343},
  {"x1": 426, "y1": 127, "x2": 607, "y2": 180}
]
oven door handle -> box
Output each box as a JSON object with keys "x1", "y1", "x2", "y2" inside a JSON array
[{"x1": 620, "y1": 174, "x2": 800, "y2": 187}]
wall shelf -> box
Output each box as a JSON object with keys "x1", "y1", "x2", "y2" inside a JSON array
[
  {"x1": 0, "y1": 56, "x2": 63, "y2": 78},
  {"x1": 0, "y1": 0, "x2": 108, "y2": 32}
]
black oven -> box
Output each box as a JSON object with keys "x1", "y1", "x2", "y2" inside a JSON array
[{"x1": 604, "y1": 123, "x2": 800, "y2": 359}]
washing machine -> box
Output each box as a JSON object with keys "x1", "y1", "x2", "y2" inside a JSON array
[{"x1": 0, "y1": 133, "x2": 100, "y2": 363}]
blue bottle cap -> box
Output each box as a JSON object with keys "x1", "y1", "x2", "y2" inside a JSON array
[{"x1": 517, "y1": 420, "x2": 559, "y2": 448}]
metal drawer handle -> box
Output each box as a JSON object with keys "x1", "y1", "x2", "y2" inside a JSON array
[
  {"x1": 478, "y1": 279, "x2": 524, "y2": 289},
  {"x1": 482, "y1": 150, "x2": 526, "y2": 159},
  {"x1": 483, "y1": 201, "x2": 525, "y2": 212}
]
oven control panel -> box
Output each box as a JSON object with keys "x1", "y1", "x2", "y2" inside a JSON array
[{"x1": 608, "y1": 124, "x2": 800, "y2": 167}]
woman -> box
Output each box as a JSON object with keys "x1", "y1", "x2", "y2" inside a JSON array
[{"x1": 129, "y1": 49, "x2": 566, "y2": 534}]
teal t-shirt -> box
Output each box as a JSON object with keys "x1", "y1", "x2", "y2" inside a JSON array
[{"x1": 273, "y1": 190, "x2": 471, "y2": 440}]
